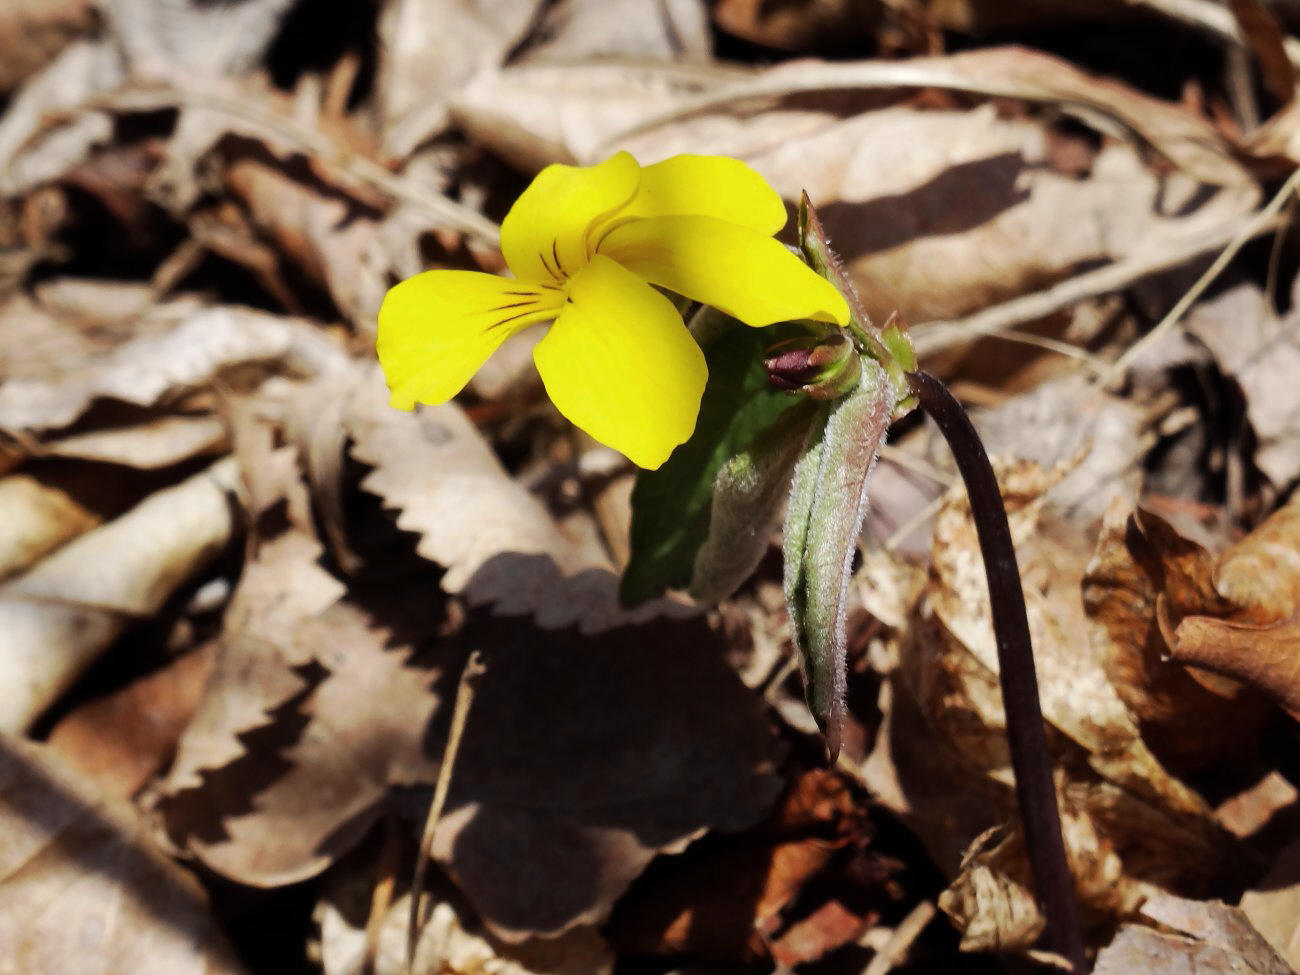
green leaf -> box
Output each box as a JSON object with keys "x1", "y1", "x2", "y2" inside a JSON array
[
  {"x1": 688, "y1": 400, "x2": 819, "y2": 604},
  {"x1": 783, "y1": 358, "x2": 893, "y2": 759},
  {"x1": 620, "y1": 309, "x2": 802, "y2": 606}
]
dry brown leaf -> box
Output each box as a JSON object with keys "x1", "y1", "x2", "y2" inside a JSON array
[
  {"x1": 46, "y1": 640, "x2": 219, "y2": 799},
  {"x1": 0, "y1": 0, "x2": 96, "y2": 93},
  {"x1": 0, "y1": 734, "x2": 248, "y2": 974},
  {"x1": 345, "y1": 366, "x2": 692, "y2": 632},
  {"x1": 1240, "y1": 836, "x2": 1300, "y2": 969},
  {"x1": 377, "y1": 0, "x2": 547, "y2": 157},
  {"x1": 431, "y1": 614, "x2": 782, "y2": 941},
  {"x1": 937, "y1": 827, "x2": 1045, "y2": 953},
  {"x1": 712, "y1": 0, "x2": 881, "y2": 52},
  {"x1": 316, "y1": 858, "x2": 613, "y2": 975},
  {"x1": 0, "y1": 304, "x2": 349, "y2": 434},
  {"x1": 151, "y1": 598, "x2": 439, "y2": 887},
  {"x1": 1095, "y1": 892, "x2": 1294, "y2": 975},
  {"x1": 101, "y1": 0, "x2": 298, "y2": 78},
  {"x1": 1082, "y1": 499, "x2": 1270, "y2": 772},
  {"x1": 0, "y1": 39, "x2": 125, "y2": 197},
  {"x1": 971, "y1": 372, "x2": 1144, "y2": 524},
  {"x1": 223, "y1": 155, "x2": 385, "y2": 326},
  {"x1": 41, "y1": 415, "x2": 228, "y2": 468},
  {"x1": 1185, "y1": 282, "x2": 1300, "y2": 487},
  {"x1": 862, "y1": 461, "x2": 1233, "y2": 951},
  {"x1": 520, "y1": 0, "x2": 712, "y2": 64},
  {"x1": 0, "y1": 472, "x2": 102, "y2": 580},
  {"x1": 608, "y1": 769, "x2": 889, "y2": 965},
  {"x1": 0, "y1": 456, "x2": 242, "y2": 731}
]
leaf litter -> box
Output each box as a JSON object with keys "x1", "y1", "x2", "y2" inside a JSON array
[{"x1": 4, "y1": 1, "x2": 1300, "y2": 972}]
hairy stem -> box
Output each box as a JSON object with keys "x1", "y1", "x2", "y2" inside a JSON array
[{"x1": 906, "y1": 370, "x2": 1087, "y2": 974}]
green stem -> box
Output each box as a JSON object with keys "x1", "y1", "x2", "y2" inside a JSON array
[{"x1": 906, "y1": 370, "x2": 1087, "y2": 974}]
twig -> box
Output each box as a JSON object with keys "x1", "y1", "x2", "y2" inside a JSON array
[
  {"x1": 905, "y1": 371, "x2": 1087, "y2": 974},
  {"x1": 909, "y1": 214, "x2": 1283, "y2": 358},
  {"x1": 861, "y1": 899, "x2": 937, "y2": 975},
  {"x1": 407, "y1": 649, "x2": 487, "y2": 973},
  {"x1": 1095, "y1": 165, "x2": 1300, "y2": 389}
]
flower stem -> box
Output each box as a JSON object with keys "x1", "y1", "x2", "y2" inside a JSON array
[{"x1": 905, "y1": 370, "x2": 1087, "y2": 974}]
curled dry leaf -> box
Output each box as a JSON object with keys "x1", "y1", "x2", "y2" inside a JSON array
[
  {"x1": 520, "y1": 0, "x2": 712, "y2": 65},
  {"x1": 1162, "y1": 490, "x2": 1300, "y2": 720},
  {"x1": 0, "y1": 734, "x2": 247, "y2": 975},
  {"x1": 0, "y1": 457, "x2": 242, "y2": 732},
  {"x1": 864, "y1": 461, "x2": 1232, "y2": 950},
  {"x1": 41, "y1": 414, "x2": 228, "y2": 469},
  {"x1": 1095, "y1": 892, "x2": 1293, "y2": 975},
  {"x1": 432, "y1": 614, "x2": 782, "y2": 941}
]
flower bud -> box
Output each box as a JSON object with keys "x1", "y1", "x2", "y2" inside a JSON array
[{"x1": 763, "y1": 331, "x2": 860, "y2": 399}]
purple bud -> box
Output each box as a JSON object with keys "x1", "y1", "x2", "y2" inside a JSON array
[{"x1": 763, "y1": 332, "x2": 859, "y2": 399}]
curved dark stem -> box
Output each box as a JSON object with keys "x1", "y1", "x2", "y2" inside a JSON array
[{"x1": 906, "y1": 370, "x2": 1087, "y2": 974}]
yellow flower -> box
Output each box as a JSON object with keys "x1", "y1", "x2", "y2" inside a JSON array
[{"x1": 377, "y1": 151, "x2": 849, "y2": 469}]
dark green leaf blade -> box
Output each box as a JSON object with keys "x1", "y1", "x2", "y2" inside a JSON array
[{"x1": 620, "y1": 309, "x2": 800, "y2": 606}]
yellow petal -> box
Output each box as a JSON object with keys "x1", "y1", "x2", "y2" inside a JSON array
[
  {"x1": 600, "y1": 215, "x2": 850, "y2": 327},
  {"x1": 377, "y1": 270, "x2": 561, "y2": 409},
  {"x1": 500, "y1": 151, "x2": 640, "y2": 285},
  {"x1": 606, "y1": 154, "x2": 787, "y2": 235},
  {"x1": 532, "y1": 254, "x2": 706, "y2": 469}
]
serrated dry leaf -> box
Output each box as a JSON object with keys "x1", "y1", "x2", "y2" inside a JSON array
[
  {"x1": 0, "y1": 456, "x2": 242, "y2": 731},
  {"x1": 151, "y1": 598, "x2": 439, "y2": 887},
  {"x1": 431, "y1": 614, "x2": 782, "y2": 941},
  {"x1": 1095, "y1": 892, "x2": 1294, "y2": 975},
  {"x1": 344, "y1": 366, "x2": 692, "y2": 632},
  {"x1": 0, "y1": 735, "x2": 247, "y2": 975}
]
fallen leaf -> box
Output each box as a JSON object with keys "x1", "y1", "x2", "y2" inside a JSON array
[
  {"x1": 1095, "y1": 892, "x2": 1294, "y2": 975},
  {"x1": 0, "y1": 304, "x2": 348, "y2": 435},
  {"x1": 101, "y1": 0, "x2": 298, "y2": 78},
  {"x1": 345, "y1": 366, "x2": 692, "y2": 632},
  {"x1": 316, "y1": 855, "x2": 613, "y2": 975},
  {"x1": 46, "y1": 640, "x2": 219, "y2": 799},
  {"x1": 41, "y1": 414, "x2": 228, "y2": 468},
  {"x1": 1082, "y1": 499, "x2": 1269, "y2": 772},
  {"x1": 1240, "y1": 836, "x2": 1300, "y2": 970},
  {"x1": 0, "y1": 471, "x2": 102, "y2": 580},
  {"x1": 1185, "y1": 281, "x2": 1300, "y2": 487},
  {"x1": 0, "y1": 734, "x2": 248, "y2": 974},
  {"x1": 0, "y1": 457, "x2": 243, "y2": 731},
  {"x1": 608, "y1": 769, "x2": 892, "y2": 964},
  {"x1": 432, "y1": 614, "x2": 782, "y2": 941},
  {"x1": 376, "y1": 0, "x2": 546, "y2": 157},
  {"x1": 0, "y1": 0, "x2": 96, "y2": 93},
  {"x1": 712, "y1": 0, "x2": 882, "y2": 53},
  {"x1": 520, "y1": 0, "x2": 712, "y2": 64}
]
